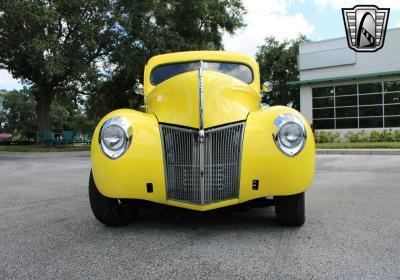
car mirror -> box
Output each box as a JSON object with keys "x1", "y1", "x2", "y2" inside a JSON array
[
  {"x1": 133, "y1": 82, "x2": 144, "y2": 95},
  {"x1": 261, "y1": 81, "x2": 273, "y2": 94}
]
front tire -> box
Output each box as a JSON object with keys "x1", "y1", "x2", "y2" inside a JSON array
[
  {"x1": 89, "y1": 172, "x2": 137, "y2": 226},
  {"x1": 274, "y1": 192, "x2": 305, "y2": 227}
]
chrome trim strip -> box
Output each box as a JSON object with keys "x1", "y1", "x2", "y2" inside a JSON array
[
  {"x1": 198, "y1": 61, "x2": 205, "y2": 203},
  {"x1": 198, "y1": 60, "x2": 205, "y2": 130},
  {"x1": 199, "y1": 129, "x2": 205, "y2": 205}
]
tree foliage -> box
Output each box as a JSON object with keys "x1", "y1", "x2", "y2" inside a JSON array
[
  {"x1": 0, "y1": 88, "x2": 37, "y2": 140},
  {"x1": 0, "y1": 0, "x2": 246, "y2": 131},
  {"x1": 88, "y1": 0, "x2": 246, "y2": 120},
  {"x1": 256, "y1": 35, "x2": 308, "y2": 110},
  {"x1": 49, "y1": 101, "x2": 70, "y2": 131},
  {"x1": 0, "y1": 0, "x2": 124, "y2": 133},
  {"x1": 0, "y1": 88, "x2": 94, "y2": 140}
]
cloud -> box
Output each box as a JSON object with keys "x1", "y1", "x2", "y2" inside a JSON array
[
  {"x1": 223, "y1": 0, "x2": 314, "y2": 56},
  {"x1": 0, "y1": 70, "x2": 22, "y2": 90},
  {"x1": 314, "y1": 0, "x2": 400, "y2": 10},
  {"x1": 397, "y1": 21, "x2": 400, "y2": 27}
]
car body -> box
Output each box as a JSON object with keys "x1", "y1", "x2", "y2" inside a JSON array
[{"x1": 89, "y1": 51, "x2": 315, "y2": 226}]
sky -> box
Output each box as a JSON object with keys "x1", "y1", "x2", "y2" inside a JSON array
[{"x1": 1, "y1": 0, "x2": 400, "y2": 90}]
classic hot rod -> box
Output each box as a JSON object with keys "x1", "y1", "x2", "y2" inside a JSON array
[{"x1": 89, "y1": 51, "x2": 315, "y2": 227}]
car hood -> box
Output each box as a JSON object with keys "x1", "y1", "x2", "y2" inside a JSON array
[{"x1": 144, "y1": 70, "x2": 260, "y2": 129}]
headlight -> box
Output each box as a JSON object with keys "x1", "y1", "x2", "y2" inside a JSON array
[
  {"x1": 99, "y1": 116, "x2": 132, "y2": 159},
  {"x1": 272, "y1": 113, "x2": 306, "y2": 156}
]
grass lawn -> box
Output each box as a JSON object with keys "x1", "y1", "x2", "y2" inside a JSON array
[
  {"x1": 0, "y1": 144, "x2": 90, "y2": 152},
  {"x1": 317, "y1": 142, "x2": 400, "y2": 149}
]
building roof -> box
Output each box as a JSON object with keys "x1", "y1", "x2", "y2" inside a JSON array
[{"x1": 289, "y1": 28, "x2": 400, "y2": 87}]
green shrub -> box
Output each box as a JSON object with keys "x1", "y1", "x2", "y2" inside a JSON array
[
  {"x1": 316, "y1": 129, "x2": 400, "y2": 143},
  {"x1": 394, "y1": 130, "x2": 400, "y2": 142},
  {"x1": 369, "y1": 131, "x2": 382, "y2": 142},
  {"x1": 314, "y1": 131, "x2": 339, "y2": 143},
  {"x1": 346, "y1": 130, "x2": 368, "y2": 142},
  {"x1": 382, "y1": 129, "x2": 395, "y2": 142}
]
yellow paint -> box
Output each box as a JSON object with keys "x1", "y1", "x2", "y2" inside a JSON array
[
  {"x1": 91, "y1": 109, "x2": 167, "y2": 204},
  {"x1": 146, "y1": 70, "x2": 260, "y2": 128},
  {"x1": 91, "y1": 51, "x2": 315, "y2": 211},
  {"x1": 144, "y1": 51, "x2": 261, "y2": 95},
  {"x1": 239, "y1": 106, "x2": 315, "y2": 202}
]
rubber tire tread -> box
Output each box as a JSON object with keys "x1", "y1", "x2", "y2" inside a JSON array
[
  {"x1": 275, "y1": 192, "x2": 305, "y2": 227},
  {"x1": 89, "y1": 172, "x2": 136, "y2": 226}
]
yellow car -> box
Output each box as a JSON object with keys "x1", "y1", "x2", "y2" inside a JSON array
[{"x1": 89, "y1": 51, "x2": 315, "y2": 227}]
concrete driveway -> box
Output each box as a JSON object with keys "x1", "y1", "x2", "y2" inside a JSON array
[{"x1": 0, "y1": 153, "x2": 399, "y2": 279}]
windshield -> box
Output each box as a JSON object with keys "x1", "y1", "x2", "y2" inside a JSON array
[{"x1": 150, "y1": 61, "x2": 253, "y2": 85}]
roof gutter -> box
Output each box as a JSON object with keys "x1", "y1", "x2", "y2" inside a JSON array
[{"x1": 287, "y1": 70, "x2": 400, "y2": 87}]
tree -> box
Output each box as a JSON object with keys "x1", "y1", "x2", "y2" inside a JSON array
[
  {"x1": 49, "y1": 101, "x2": 69, "y2": 132},
  {"x1": 0, "y1": 88, "x2": 95, "y2": 140},
  {"x1": 88, "y1": 0, "x2": 246, "y2": 120},
  {"x1": 256, "y1": 35, "x2": 308, "y2": 110},
  {"x1": 0, "y1": 88, "x2": 37, "y2": 140},
  {"x1": 68, "y1": 113, "x2": 96, "y2": 134},
  {"x1": 1, "y1": 0, "x2": 246, "y2": 129},
  {"x1": 0, "y1": 91, "x2": 4, "y2": 132},
  {"x1": 0, "y1": 0, "x2": 123, "y2": 135}
]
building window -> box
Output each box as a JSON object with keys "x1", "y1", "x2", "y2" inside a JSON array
[
  {"x1": 336, "y1": 118, "x2": 358, "y2": 129},
  {"x1": 359, "y1": 106, "x2": 382, "y2": 117},
  {"x1": 385, "y1": 92, "x2": 400, "y2": 104},
  {"x1": 336, "y1": 107, "x2": 357, "y2": 118},
  {"x1": 385, "y1": 104, "x2": 400, "y2": 116},
  {"x1": 312, "y1": 80, "x2": 400, "y2": 129},
  {"x1": 359, "y1": 82, "x2": 381, "y2": 94},
  {"x1": 335, "y1": 84, "x2": 357, "y2": 96},
  {"x1": 312, "y1": 97, "x2": 334, "y2": 108},
  {"x1": 385, "y1": 116, "x2": 400, "y2": 127},
  {"x1": 313, "y1": 119, "x2": 334, "y2": 129},
  {"x1": 360, "y1": 117, "x2": 383, "y2": 128},
  {"x1": 312, "y1": 87, "x2": 334, "y2": 97},
  {"x1": 359, "y1": 94, "x2": 382, "y2": 105},
  {"x1": 313, "y1": 108, "x2": 334, "y2": 119},
  {"x1": 336, "y1": 95, "x2": 357, "y2": 106}
]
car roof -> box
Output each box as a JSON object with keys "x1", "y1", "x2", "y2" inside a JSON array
[
  {"x1": 144, "y1": 51, "x2": 260, "y2": 95},
  {"x1": 146, "y1": 51, "x2": 257, "y2": 67}
]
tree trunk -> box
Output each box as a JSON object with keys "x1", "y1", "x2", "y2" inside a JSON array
[{"x1": 35, "y1": 90, "x2": 54, "y2": 139}]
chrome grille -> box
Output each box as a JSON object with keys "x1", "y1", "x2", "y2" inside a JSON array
[{"x1": 160, "y1": 122, "x2": 245, "y2": 205}]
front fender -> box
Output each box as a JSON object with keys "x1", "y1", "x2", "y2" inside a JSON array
[
  {"x1": 91, "y1": 109, "x2": 166, "y2": 203},
  {"x1": 91, "y1": 106, "x2": 315, "y2": 210},
  {"x1": 239, "y1": 106, "x2": 315, "y2": 202}
]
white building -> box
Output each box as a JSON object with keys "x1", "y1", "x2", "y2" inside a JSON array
[{"x1": 291, "y1": 28, "x2": 400, "y2": 132}]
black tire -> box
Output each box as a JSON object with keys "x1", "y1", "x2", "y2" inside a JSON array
[
  {"x1": 274, "y1": 192, "x2": 305, "y2": 227},
  {"x1": 89, "y1": 172, "x2": 137, "y2": 226}
]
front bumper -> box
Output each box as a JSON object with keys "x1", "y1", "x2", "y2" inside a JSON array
[{"x1": 91, "y1": 107, "x2": 315, "y2": 211}]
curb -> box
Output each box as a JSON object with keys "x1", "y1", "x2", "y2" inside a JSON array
[
  {"x1": 317, "y1": 149, "x2": 400, "y2": 155},
  {"x1": 0, "y1": 151, "x2": 90, "y2": 158}
]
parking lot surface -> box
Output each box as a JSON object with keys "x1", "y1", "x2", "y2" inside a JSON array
[{"x1": 0, "y1": 153, "x2": 399, "y2": 279}]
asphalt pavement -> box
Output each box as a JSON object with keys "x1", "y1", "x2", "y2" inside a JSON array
[{"x1": 0, "y1": 152, "x2": 399, "y2": 280}]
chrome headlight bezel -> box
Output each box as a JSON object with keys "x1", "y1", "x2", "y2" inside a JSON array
[
  {"x1": 99, "y1": 116, "x2": 132, "y2": 159},
  {"x1": 272, "y1": 113, "x2": 307, "y2": 157}
]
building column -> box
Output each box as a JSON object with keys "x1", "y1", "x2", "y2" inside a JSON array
[{"x1": 300, "y1": 86, "x2": 313, "y2": 124}]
